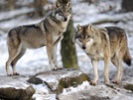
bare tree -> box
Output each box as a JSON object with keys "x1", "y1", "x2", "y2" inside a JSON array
[
  {"x1": 34, "y1": 0, "x2": 47, "y2": 17},
  {"x1": 7, "y1": 0, "x2": 15, "y2": 11}
]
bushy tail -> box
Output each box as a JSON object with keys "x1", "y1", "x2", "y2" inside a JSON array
[{"x1": 123, "y1": 48, "x2": 131, "y2": 66}]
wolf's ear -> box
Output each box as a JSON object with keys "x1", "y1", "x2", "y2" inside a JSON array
[
  {"x1": 66, "y1": 1, "x2": 71, "y2": 8},
  {"x1": 56, "y1": 1, "x2": 61, "y2": 8},
  {"x1": 87, "y1": 25, "x2": 96, "y2": 32},
  {"x1": 77, "y1": 25, "x2": 82, "y2": 31}
]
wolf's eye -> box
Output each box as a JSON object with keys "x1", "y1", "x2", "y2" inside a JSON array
[
  {"x1": 79, "y1": 38, "x2": 82, "y2": 42},
  {"x1": 59, "y1": 13, "x2": 63, "y2": 16},
  {"x1": 86, "y1": 36, "x2": 91, "y2": 41},
  {"x1": 79, "y1": 36, "x2": 82, "y2": 42}
]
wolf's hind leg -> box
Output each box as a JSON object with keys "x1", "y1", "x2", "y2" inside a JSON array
[
  {"x1": 11, "y1": 48, "x2": 26, "y2": 75},
  {"x1": 6, "y1": 47, "x2": 21, "y2": 76},
  {"x1": 104, "y1": 56, "x2": 111, "y2": 85},
  {"x1": 111, "y1": 54, "x2": 119, "y2": 84},
  {"x1": 111, "y1": 54, "x2": 119, "y2": 68},
  {"x1": 112, "y1": 53, "x2": 123, "y2": 84}
]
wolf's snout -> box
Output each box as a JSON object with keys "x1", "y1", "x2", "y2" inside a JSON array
[
  {"x1": 82, "y1": 46, "x2": 86, "y2": 49},
  {"x1": 64, "y1": 17, "x2": 67, "y2": 21}
]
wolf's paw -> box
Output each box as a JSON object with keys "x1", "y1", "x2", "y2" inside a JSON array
[
  {"x1": 13, "y1": 72, "x2": 20, "y2": 76},
  {"x1": 52, "y1": 67, "x2": 58, "y2": 71},
  {"x1": 90, "y1": 81, "x2": 98, "y2": 86},
  {"x1": 105, "y1": 80, "x2": 110, "y2": 85},
  {"x1": 112, "y1": 80, "x2": 121, "y2": 85},
  {"x1": 57, "y1": 66, "x2": 63, "y2": 70},
  {"x1": 7, "y1": 74, "x2": 13, "y2": 76}
]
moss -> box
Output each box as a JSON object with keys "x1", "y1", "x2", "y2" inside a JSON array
[
  {"x1": 57, "y1": 73, "x2": 90, "y2": 94},
  {"x1": 61, "y1": 19, "x2": 79, "y2": 69},
  {"x1": 124, "y1": 84, "x2": 133, "y2": 92}
]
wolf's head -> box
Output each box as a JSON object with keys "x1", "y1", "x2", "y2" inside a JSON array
[
  {"x1": 75, "y1": 24, "x2": 99, "y2": 50},
  {"x1": 53, "y1": 1, "x2": 71, "y2": 22}
]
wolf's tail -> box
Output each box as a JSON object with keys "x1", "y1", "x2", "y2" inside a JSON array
[{"x1": 123, "y1": 48, "x2": 131, "y2": 66}]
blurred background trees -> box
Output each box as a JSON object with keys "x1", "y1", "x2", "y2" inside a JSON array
[
  {"x1": 122, "y1": 0, "x2": 133, "y2": 12},
  {"x1": 33, "y1": 0, "x2": 47, "y2": 17}
]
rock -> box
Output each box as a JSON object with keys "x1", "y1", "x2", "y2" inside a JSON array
[
  {"x1": 0, "y1": 76, "x2": 35, "y2": 100},
  {"x1": 58, "y1": 81, "x2": 133, "y2": 100},
  {"x1": 123, "y1": 78, "x2": 133, "y2": 92},
  {"x1": 28, "y1": 68, "x2": 90, "y2": 94},
  {"x1": 124, "y1": 84, "x2": 133, "y2": 92}
]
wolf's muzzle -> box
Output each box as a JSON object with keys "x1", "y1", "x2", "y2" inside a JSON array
[
  {"x1": 64, "y1": 17, "x2": 67, "y2": 22},
  {"x1": 82, "y1": 46, "x2": 86, "y2": 49}
]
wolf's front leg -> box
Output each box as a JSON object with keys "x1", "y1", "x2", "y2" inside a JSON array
[
  {"x1": 53, "y1": 36, "x2": 63, "y2": 69},
  {"x1": 104, "y1": 56, "x2": 111, "y2": 85},
  {"x1": 53, "y1": 43, "x2": 61, "y2": 69},
  {"x1": 91, "y1": 60, "x2": 99, "y2": 85},
  {"x1": 46, "y1": 43, "x2": 57, "y2": 70}
]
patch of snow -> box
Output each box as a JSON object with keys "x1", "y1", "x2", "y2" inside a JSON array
[
  {"x1": 33, "y1": 94, "x2": 56, "y2": 100},
  {"x1": 32, "y1": 84, "x2": 50, "y2": 94},
  {"x1": 0, "y1": 79, "x2": 30, "y2": 89},
  {"x1": 16, "y1": 0, "x2": 34, "y2": 6},
  {"x1": 62, "y1": 81, "x2": 90, "y2": 95},
  {"x1": 31, "y1": 79, "x2": 56, "y2": 99}
]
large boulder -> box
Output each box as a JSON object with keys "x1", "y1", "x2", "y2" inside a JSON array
[
  {"x1": 123, "y1": 78, "x2": 133, "y2": 92},
  {"x1": 0, "y1": 76, "x2": 35, "y2": 100},
  {"x1": 28, "y1": 69, "x2": 90, "y2": 94},
  {"x1": 58, "y1": 81, "x2": 133, "y2": 100}
]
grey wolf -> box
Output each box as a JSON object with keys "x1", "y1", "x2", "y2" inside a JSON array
[
  {"x1": 6, "y1": 1, "x2": 71, "y2": 76},
  {"x1": 75, "y1": 24, "x2": 131, "y2": 85}
]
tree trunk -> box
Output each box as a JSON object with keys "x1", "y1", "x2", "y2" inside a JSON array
[
  {"x1": 59, "y1": 0, "x2": 79, "y2": 69},
  {"x1": 7, "y1": 0, "x2": 15, "y2": 11},
  {"x1": 122, "y1": 0, "x2": 133, "y2": 12}
]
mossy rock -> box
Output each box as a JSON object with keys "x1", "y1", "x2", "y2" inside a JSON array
[
  {"x1": 0, "y1": 86, "x2": 35, "y2": 100},
  {"x1": 0, "y1": 76, "x2": 35, "y2": 100},
  {"x1": 124, "y1": 83, "x2": 133, "y2": 92},
  {"x1": 57, "y1": 73, "x2": 90, "y2": 93},
  {"x1": 28, "y1": 69, "x2": 90, "y2": 94}
]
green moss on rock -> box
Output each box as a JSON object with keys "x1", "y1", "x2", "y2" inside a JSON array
[
  {"x1": 57, "y1": 73, "x2": 90, "y2": 93},
  {"x1": 0, "y1": 86, "x2": 35, "y2": 100},
  {"x1": 124, "y1": 83, "x2": 133, "y2": 92}
]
